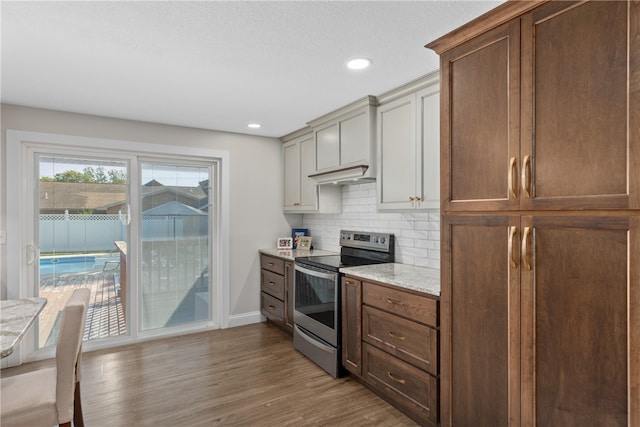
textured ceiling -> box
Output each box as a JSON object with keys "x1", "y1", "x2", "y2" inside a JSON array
[{"x1": 1, "y1": 1, "x2": 503, "y2": 138}]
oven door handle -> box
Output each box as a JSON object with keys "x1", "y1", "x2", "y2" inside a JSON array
[
  {"x1": 294, "y1": 325, "x2": 334, "y2": 354},
  {"x1": 294, "y1": 264, "x2": 338, "y2": 281}
]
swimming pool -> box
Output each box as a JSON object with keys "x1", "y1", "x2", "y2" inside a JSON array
[{"x1": 39, "y1": 255, "x2": 96, "y2": 276}]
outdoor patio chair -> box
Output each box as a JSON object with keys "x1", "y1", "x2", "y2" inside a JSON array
[{"x1": 1, "y1": 288, "x2": 90, "y2": 427}]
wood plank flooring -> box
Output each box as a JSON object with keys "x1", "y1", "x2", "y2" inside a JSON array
[{"x1": 1, "y1": 322, "x2": 418, "y2": 426}]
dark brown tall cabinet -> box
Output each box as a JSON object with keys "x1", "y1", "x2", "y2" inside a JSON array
[{"x1": 427, "y1": 1, "x2": 640, "y2": 426}]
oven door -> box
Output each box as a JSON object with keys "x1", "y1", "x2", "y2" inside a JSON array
[{"x1": 294, "y1": 263, "x2": 339, "y2": 347}]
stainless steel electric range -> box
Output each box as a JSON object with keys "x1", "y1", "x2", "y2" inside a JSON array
[{"x1": 293, "y1": 230, "x2": 394, "y2": 377}]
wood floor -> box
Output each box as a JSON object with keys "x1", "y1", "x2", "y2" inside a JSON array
[{"x1": 1, "y1": 322, "x2": 417, "y2": 426}]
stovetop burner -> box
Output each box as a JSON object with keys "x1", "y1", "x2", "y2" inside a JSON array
[{"x1": 295, "y1": 230, "x2": 394, "y2": 272}]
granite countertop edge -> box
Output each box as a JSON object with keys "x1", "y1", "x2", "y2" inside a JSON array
[
  {"x1": 259, "y1": 248, "x2": 338, "y2": 261},
  {"x1": 340, "y1": 263, "x2": 441, "y2": 297}
]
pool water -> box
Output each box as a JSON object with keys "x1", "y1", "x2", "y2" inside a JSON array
[{"x1": 39, "y1": 255, "x2": 98, "y2": 276}]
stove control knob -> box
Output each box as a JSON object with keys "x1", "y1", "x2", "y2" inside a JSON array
[
  {"x1": 372, "y1": 236, "x2": 379, "y2": 243},
  {"x1": 380, "y1": 237, "x2": 386, "y2": 244}
]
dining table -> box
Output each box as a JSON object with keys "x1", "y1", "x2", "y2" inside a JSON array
[{"x1": 0, "y1": 297, "x2": 47, "y2": 358}]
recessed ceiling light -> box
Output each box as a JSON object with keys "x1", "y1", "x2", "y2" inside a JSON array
[
  {"x1": 347, "y1": 58, "x2": 372, "y2": 70},
  {"x1": 248, "y1": 123, "x2": 261, "y2": 129}
]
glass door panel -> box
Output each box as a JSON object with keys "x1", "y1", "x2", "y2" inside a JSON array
[
  {"x1": 37, "y1": 155, "x2": 129, "y2": 348},
  {"x1": 140, "y1": 163, "x2": 210, "y2": 330}
]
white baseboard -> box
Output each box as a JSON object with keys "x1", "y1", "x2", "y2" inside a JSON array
[{"x1": 227, "y1": 311, "x2": 265, "y2": 328}]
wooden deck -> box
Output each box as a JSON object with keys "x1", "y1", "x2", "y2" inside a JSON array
[{"x1": 39, "y1": 269, "x2": 125, "y2": 347}]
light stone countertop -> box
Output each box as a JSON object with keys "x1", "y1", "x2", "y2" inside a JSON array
[
  {"x1": 259, "y1": 248, "x2": 338, "y2": 261},
  {"x1": 1, "y1": 297, "x2": 47, "y2": 358},
  {"x1": 340, "y1": 263, "x2": 440, "y2": 297}
]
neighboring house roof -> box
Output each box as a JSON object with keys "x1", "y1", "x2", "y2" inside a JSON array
[
  {"x1": 39, "y1": 182, "x2": 127, "y2": 212},
  {"x1": 143, "y1": 201, "x2": 206, "y2": 216},
  {"x1": 39, "y1": 181, "x2": 206, "y2": 213}
]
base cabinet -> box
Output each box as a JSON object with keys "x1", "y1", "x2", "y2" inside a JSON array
[
  {"x1": 364, "y1": 343, "x2": 438, "y2": 427},
  {"x1": 284, "y1": 261, "x2": 294, "y2": 333},
  {"x1": 442, "y1": 214, "x2": 639, "y2": 426},
  {"x1": 342, "y1": 276, "x2": 440, "y2": 426},
  {"x1": 341, "y1": 276, "x2": 362, "y2": 376},
  {"x1": 260, "y1": 254, "x2": 293, "y2": 334}
]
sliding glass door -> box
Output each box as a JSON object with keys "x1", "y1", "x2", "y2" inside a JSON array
[
  {"x1": 37, "y1": 154, "x2": 130, "y2": 348},
  {"x1": 140, "y1": 162, "x2": 211, "y2": 330},
  {"x1": 25, "y1": 146, "x2": 216, "y2": 353}
]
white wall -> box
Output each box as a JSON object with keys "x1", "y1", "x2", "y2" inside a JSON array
[
  {"x1": 303, "y1": 182, "x2": 440, "y2": 269},
  {"x1": 0, "y1": 104, "x2": 300, "y2": 318}
]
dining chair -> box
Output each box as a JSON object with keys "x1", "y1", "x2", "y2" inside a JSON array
[{"x1": 1, "y1": 288, "x2": 90, "y2": 427}]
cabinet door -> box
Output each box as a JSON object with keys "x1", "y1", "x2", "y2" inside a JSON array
[
  {"x1": 440, "y1": 20, "x2": 520, "y2": 212},
  {"x1": 340, "y1": 110, "x2": 369, "y2": 166},
  {"x1": 377, "y1": 94, "x2": 417, "y2": 210},
  {"x1": 520, "y1": 1, "x2": 640, "y2": 210},
  {"x1": 417, "y1": 85, "x2": 440, "y2": 210},
  {"x1": 342, "y1": 276, "x2": 362, "y2": 376},
  {"x1": 520, "y1": 215, "x2": 639, "y2": 426},
  {"x1": 283, "y1": 141, "x2": 301, "y2": 210},
  {"x1": 298, "y1": 136, "x2": 318, "y2": 211},
  {"x1": 284, "y1": 261, "x2": 294, "y2": 334},
  {"x1": 441, "y1": 214, "x2": 521, "y2": 426},
  {"x1": 315, "y1": 123, "x2": 340, "y2": 171}
]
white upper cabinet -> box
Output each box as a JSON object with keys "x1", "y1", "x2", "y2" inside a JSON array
[
  {"x1": 315, "y1": 123, "x2": 340, "y2": 171},
  {"x1": 308, "y1": 96, "x2": 376, "y2": 184},
  {"x1": 281, "y1": 128, "x2": 341, "y2": 213},
  {"x1": 339, "y1": 110, "x2": 369, "y2": 166},
  {"x1": 377, "y1": 72, "x2": 440, "y2": 211}
]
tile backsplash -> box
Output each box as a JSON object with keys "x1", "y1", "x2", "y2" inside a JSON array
[{"x1": 302, "y1": 182, "x2": 440, "y2": 269}]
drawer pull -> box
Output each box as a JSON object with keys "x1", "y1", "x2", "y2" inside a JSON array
[
  {"x1": 268, "y1": 305, "x2": 276, "y2": 310},
  {"x1": 268, "y1": 262, "x2": 274, "y2": 266},
  {"x1": 385, "y1": 298, "x2": 404, "y2": 307},
  {"x1": 388, "y1": 331, "x2": 406, "y2": 341},
  {"x1": 268, "y1": 281, "x2": 276, "y2": 286},
  {"x1": 386, "y1": 372, "x2": 406, "y2": 385}
]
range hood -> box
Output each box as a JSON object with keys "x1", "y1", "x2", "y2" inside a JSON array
[{"x1": 308, "y1": 165, "x2": 374, "y2": 186}]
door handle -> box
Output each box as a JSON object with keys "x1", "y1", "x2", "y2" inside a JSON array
[
  {"x1": 521, "y1": 155, "x2": 531, "y2": 198},
  {"x1": 508, "y1": 226, "x2": 518, "y2": 269},
  {"x1": 522, "y1": 227, "x2": 532, "y2": 271},
  {"x1": 26, "y1": 244, "x2": 36, "y2": 265},
  {"x1": 508, "y1": 157, "x2": 518, "y2": 199}
]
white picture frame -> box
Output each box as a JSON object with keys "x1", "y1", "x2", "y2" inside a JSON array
[
  {"x1": 297, "y1": 236, "x2": 312, "y2": 250},
  {"x1": 277, "y1": 237, "x2": 293, "y2": 249}
]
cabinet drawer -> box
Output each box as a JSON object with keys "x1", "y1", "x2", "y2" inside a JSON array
[
  {"x1": 363, "y1": 305, "x2": 438, "y2": 375},
  {"x1": 364, "y1": 343, "x2": 438, "y2": 426},
  {"x1": 363, "y1": 282, "x2": 438, "y2": 327},
  {"x1": 261, "y1": 269, "x2": 285, "y2": 300},
  {"x1": 260, "y1": 254, "x2": 285, "y2": 275},
  {"x1": 261, "y1": 292, "x2": 284, "y2": 327}
]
